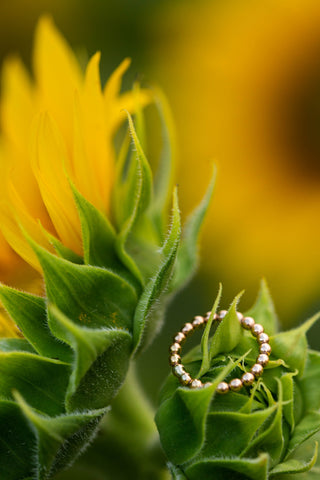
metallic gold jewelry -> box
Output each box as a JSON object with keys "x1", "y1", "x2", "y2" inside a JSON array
[{"x1": 169, "y1": 311, "x2": 272, "y2": 393}]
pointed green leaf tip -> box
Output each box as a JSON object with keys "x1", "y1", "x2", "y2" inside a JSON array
[
  {"x1": 14, "y1": 391, "x2": 107, "y2": 480},
  {"x1": 156, "y1": 283, "x2": 320, "y2": 478},
  {"x1": 171, "y1": 165, "x2": 216, "y2": 292},
  {"x1": 48, "y1": 305, "x2": 132, "y2": 411},
  {"x1": 133, "y1": 186, "x2": 181, "y2": 353}
]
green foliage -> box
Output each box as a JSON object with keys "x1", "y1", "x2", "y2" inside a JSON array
[
  {"x1": 0, "y1": 113, "x2": 213, "y2": 479},
  {"x1": 156, "y1": 281, "x2": 320, "y2": 479}
]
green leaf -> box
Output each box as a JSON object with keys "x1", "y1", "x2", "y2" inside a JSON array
[
  {"x1": 270, "y1": 442, "x2": 318, "y2": 476},
  {"x1": 0, "y1": 284, "x2": 71, "y2": 361},
  {"x1": 209, "y1": 291, "x2": 243, "y2": 361},
  {"x1": 48, "y1": 305, "x2": 132, "y2": 411},
  {"x1": 132, "y1": 188, "x2": 181, "y2": 353},
  {"x1": 14, "y1": 391, "x2": 107, "y2": 480},
  {"x1": 245, "y1": 279, "x2": 279, "y2": 335},
  {"x1": 114, "y1": 113, "x2": 153, "y2": 286},
  {"x1": 184, "y1": 454, "x2": 269, "y2": 480},
  {"x1": 171, "y1": 166, "x2": 216, "y2": 291},
  {"x1": 271, "y1": 313, "x2": 320, "y2": 377},
  {"x1": 0, "y1": 400, "x2": 36, "y2": 480},
  {"x1": 198, "y1": 284, "x2": 222, "y2": 377},
  {"x1": 199, "y1": 406, "x2": 276, "y2": 458},
  {"x1": 285, "y1": 412, "x2": 320, "y2": 460},
  {"x1": 299, "y1": 350, "x2": 320, "y2": 411},
  {"x1": 29, "y1": 240, "x2": 137, "y2": 331},
  {"x1": 0, "y1": 352, "x2": 70, "y2": 416}
]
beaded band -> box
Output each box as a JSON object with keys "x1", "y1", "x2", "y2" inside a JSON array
[{"x1": 169, "y1": 310, "x2": 272, "y2": 393}]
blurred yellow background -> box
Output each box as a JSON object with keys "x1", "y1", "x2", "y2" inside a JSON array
[{"x1": 2, "y1": 0, "x2": 320, "y2": 394}]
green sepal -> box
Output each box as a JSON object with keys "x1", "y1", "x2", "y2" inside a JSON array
[
  {"x1": 0, "y1": 284, "x2": 71, "y2": 361},
  {"x1": 48, "y1": 305, "x2": 132, "y2": 411},
  {"x1": 155, "y1": 383, "x2": 216, "y2": 465},
  {"x1": 209, "y1": 291, "x2": 243, "y2": 361},
  {"x1": 270, "y1": 442, "x2": 318, "y2": 476},
  {"x1": 299, "y1": 350, "x2": 320, "y2": 411},
  {"x1": 28, "y1": 240, "x2": 137, "y2": 331},
  {"x1": 271, "y1": 313, "x2": 320, "y2": 377},
  {"x1": 198, "y1": 284, "x2": 222, "y2": 377},
  {"x1": 132, "y1": 188, "x2": 181, "y2": 353},
  {"x1": 151, "y1": 88, "x2": 176, "y2": 234},
  {"x1": 184, "y1": 454, "x2": 269, "y2": 480},
  {"x1": 42, "y1": 229, "x2": 83, "y2": 264},
  {"x1": 14, "y1": 391, "x2": 107, "y2": 480},
  {"x1": 0, "y1": 352, "x2": 70, "y2": 416},
  {"x1": 171, "y1": 166, "x2": 216, "y2": 292},
  {"x1": 0, "y1": 400, "x2": 36, "y2": 480},
  {"x1": 113, "y1": 113, "x2": 153, "y2": 286},
  {"x1": 243, "y1": 380, "x2": 284, "y2": 467},
  {"x1": 0, "y1": 338, "x2": 36, "y2": 353},
  {"x1": 245, "y1": 278, "x2": 279, "y2": 335},
  {"x1": 284, "y1": 412, "x2": 320, "y2": 460},
  {"x1": 198, "y1": 406, "x2": 276, "y2": 459}
]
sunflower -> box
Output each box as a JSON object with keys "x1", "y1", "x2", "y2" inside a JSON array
[{"x1": 0, "y1": 16, "x2": 150, "y2": 335}]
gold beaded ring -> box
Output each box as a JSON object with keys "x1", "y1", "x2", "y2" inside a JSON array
[{"x1": 169, "y1": 310, "x2": 271, "y2": 393}]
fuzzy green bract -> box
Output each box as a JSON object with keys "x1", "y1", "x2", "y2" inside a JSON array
[
  {"x1": 0, "y1": 114, "x2": 214, "y2": 480},
  {"x1": 156, "y1": 281, "x2": 320, "y2": 480}
]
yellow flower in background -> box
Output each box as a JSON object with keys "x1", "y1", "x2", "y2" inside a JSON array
[
  {"x1": 151, "y1": 0, "x2": 320, "y2": 323},
  {"x1": 0, "y1": 16, "x2": 150, "y2": 335}
]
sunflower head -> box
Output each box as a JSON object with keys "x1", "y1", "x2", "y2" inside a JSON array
[{"x1": 0, "y1": 17, "x2": 214, "y2": 479}]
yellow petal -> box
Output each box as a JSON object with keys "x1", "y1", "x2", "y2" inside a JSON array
[
  {"x1": 33, "y1": 16, "x2": 83, "y2": 149},
  {"x1": 78, "y1": 52, "x2": 113, "y2": 213},
  {"x1": 0, "y1": 310, "x2": 21, "y2": 338},
  {"x1": 31, "y1": 112, "x2": 82, "y2": 254},
  {"x1": 104, "y1": 57, "x2": 131, "y2": 107},
  {"x1": 1, "y1": 57, "x2": 34, "y2": 150}
]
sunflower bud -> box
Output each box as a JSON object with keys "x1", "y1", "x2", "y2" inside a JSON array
[{"x1": 156, "y1": 281, "x2": 320, "y2": 479}]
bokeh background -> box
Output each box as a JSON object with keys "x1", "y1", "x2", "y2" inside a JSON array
[{"x1": 1, "y1": 0, "x2": 320, "y2": 401}]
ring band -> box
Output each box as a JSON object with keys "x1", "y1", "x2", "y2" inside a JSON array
[{"x1": 169, "y1": 310, "x2": 272, "y2": 393}]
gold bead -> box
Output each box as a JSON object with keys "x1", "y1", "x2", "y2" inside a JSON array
[
  {"x1": 174, "y1": 332, "x2": 186, "y2": 343},
  {"x1": 219, "y1": 310, "x2": 228, "y2": 319},
  {"x1": 170, "y1": 342, "x2": 181, "y2": 354},
  {"x1": 242, "y1": 316, "x2": 255, "y2": 330},
  {"x1": 242, "y1": 372, "x2": 255, "y2": 386},
  {"x1": 192, "y1": 316, "x2": 205, "y2": 328},
  {"x1": 251, "y1": 363, "x2": 263, "y2": 377},
  {"x1": 236, "y1": 311, "x2": 244, "y2": 322},
  {"x1": 216, "y1": 381, "x2": 229, "y2": 394},
  {"x1": 190, "y1": 379, "x2": 203, "y2": 389},
  {"x1": 229, "y1": 378, "x2": 243, "y2": 392},
  {"x1": 258, "y1": 332, "x2": 269, "y2": 344},
  {"x1": 180, "y1": 373, "x2": 192, "y2": 385},
  {"x1": 203, "y1": 382, "x2": 213, "y2": 388},
  {"x1": 260, "y1": 343, "x2": 271, "y2": 355},
  {"x1": 257, "y1": 354, "x2": 269, "y2": 366},
  {"x1": 173, "y1": 364, "x2": 185, "y2": 377},
  {"x1": 182, "y1": 323, "x2": 194, "y2": 335},
  {"x1": 252, "y1": 323, "x2": 264, "y2": 336},
  {"x1": 169, "y1": 354, "x2": 181, "y2": 366}
]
